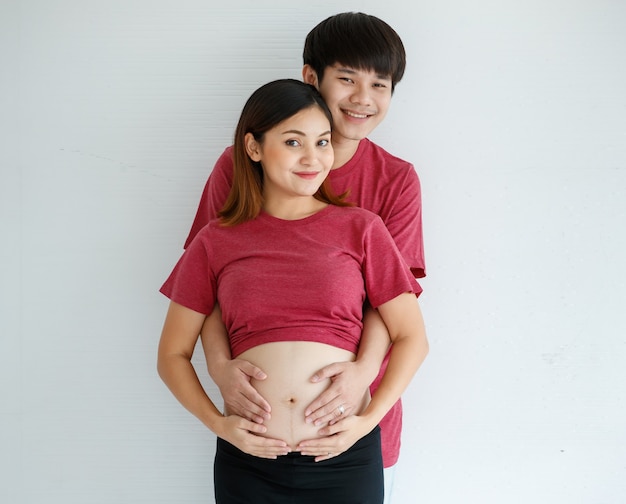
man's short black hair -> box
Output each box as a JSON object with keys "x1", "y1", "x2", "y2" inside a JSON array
[{"x1": 303, "y1": 12, "x2": 406, "y2": 92}]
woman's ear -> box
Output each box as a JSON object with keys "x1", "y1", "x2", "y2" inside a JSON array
[
  {"x1": 244, "y1": 133, "x2": 261, "y2": 161},
  {"x1": 302, "y1": 64, "x2": 319, "y2": 87}
]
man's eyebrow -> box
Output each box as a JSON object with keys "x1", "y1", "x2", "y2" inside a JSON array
[
  {"x1": 335, "y1": 66, "x2": 357, "y2": 74},
  {"x1": 335, "y1": 66, "x2": 391, "y2": 81}
]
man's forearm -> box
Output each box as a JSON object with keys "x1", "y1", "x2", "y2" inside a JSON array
[
  {"x1": 200, "y1": 304, "x2": 232, "y2": 383},
  {"x1": 356, "y1": 304, "x2": 391, "y2": 386}
]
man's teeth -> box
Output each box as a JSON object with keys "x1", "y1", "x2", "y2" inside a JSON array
[{"x1": 344, "y1": 110, "x2": 368, "y2": 118}]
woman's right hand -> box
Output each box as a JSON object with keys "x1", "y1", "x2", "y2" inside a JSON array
[{"x1": 217, "y1": 415, "x2": 290, "y2": 459}]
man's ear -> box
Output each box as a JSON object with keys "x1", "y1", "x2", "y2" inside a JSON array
[
  {"x1": 244, "y1": 133, "x2": 261, "y2": 161},
  {"x1": 302, "y1": 64, "x2": 319, "y2": 87}
]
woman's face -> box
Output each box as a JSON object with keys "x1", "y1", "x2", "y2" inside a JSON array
[{"x1": 247, "y1": 106, "x2": 334, "y2": 202}]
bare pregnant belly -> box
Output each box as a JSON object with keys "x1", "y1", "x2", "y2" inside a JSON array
[{"x1": 235, "y1": 341, "x2": 365, "y2": 449}]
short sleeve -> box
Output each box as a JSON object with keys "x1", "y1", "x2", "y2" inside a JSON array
[
  {"x1": 384, "y1": 167, "x2": 426, "y2": 279},
  {"x1": 160, "y1": 233, "x2": 217, "y2": 315},
  {"x1": 362, "y1": 216, "x2": 423, "y2": 308}
]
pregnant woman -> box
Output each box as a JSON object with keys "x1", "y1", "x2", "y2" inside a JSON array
[{"x1": 157, "y1": 79, "x2": 428, "y2": 504}]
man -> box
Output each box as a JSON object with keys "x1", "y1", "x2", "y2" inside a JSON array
[{"x1": 185, "y1": 13, "x2": 426, "y2": 502}]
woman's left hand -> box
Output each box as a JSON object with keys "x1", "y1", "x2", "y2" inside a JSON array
[{"x1": 295, "y1": 415, "x2": 375, "y2": 462}]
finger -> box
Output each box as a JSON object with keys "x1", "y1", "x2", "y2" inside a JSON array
[
  {"x1": 240, "y1": 386, "x2": 272, "y2": 415},
  {"x1": 300, "y1": 434, "x2": 355, "y2": 462},
  {"x1": 249, "y1": 441, "x2": 292, "y2": 459},
  {"x1": 232, "y1": 391, "x2": 272, "y2": 423},
  {"x1": 226, "y1": 383, "x2": 272, "y2": 422},
  {"x1": 310, "y1": 362, "x2": 348, "y2": 383},
  {"x1": 306, "y1": 400, "x2": 350, "y2": 427},
  {"x1": 237, "y1": 360, "x2": 268, "y2": 381},
  {"x1": 314, "y1": 451, "x2": 342, "y2": 462},
  {"x1": 296, "y1": 436, "x2": 341, "y2": 456},
  {"x1": 241, "y1": 432, "x2": 291, "y2": 458},
  {"x1": 240, "y1": 420, "x2": 268, "y2": 435},
  {"x1": 316, "y1": 418, "x2": 348, "y2": 437},
  {"x1": 226, "y1": 396, "x2": 269, "y2": 424},
  {"x1": 304, "y1": 391, "x2": 341, "y2": 420},
  {"x1": 313, "y1": 453, "x2": 334, "y2": 462}
]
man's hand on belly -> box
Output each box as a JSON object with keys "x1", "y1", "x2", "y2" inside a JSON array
[
  {"x1": 304, "y1": 361, "x2": 371, "y2": 426},
  {"x1": 215, "y1": 358, "x2": 272, "y2": 424}
]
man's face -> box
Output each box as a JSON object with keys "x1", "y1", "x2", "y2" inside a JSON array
[{"x1": 311, "y1": 64, "x2": 393, "y2": 146}]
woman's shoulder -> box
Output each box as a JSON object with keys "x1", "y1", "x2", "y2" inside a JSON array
[
  {"x1": 332, "y1": 204, "x2": 381, "y2": 219},
  {"x1": 327, "y1": 205, "x2": 384, "y2": 228}
]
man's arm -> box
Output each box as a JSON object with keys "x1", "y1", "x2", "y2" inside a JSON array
[
  {"x1": 304, "y1": 303, "x2": 390, "y2": 426},
  {"x1": 298, "y1": 293, "x2": 428, "y2": 461},
  {"x1": 199, "y1": 304, "x2": 272, "y2": 424}
]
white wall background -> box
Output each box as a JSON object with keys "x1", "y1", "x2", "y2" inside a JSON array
[{"x1": 1, "y1": 0, "x2": 625, "y2": 503}]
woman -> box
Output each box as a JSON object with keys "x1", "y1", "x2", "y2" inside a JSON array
[{"x1": 157, "y1": 79, "x2": 428, "y2": 503}]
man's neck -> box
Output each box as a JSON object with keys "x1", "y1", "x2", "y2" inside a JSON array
[{"x1": 331, "y1": 137, "x2": 361, "y2": 170}]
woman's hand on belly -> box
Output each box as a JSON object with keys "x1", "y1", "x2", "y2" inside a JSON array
[
  {"x1": 296, "y1": 413, "x2": 378, "y2": 462},
  {"x1": 214, "y1": 414, "x2": 291, "y2": 459}
]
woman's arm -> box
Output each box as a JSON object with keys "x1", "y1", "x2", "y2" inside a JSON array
[
  {"x1": 200, "y1": 304, "x2": 272, "y2": 424},
  {"x1": 304, "y1": 303, "x2": 390, "y2": 426},
  {"x1": 297, "y1": 292, "x2": 428, "y2": 460},
  {"x1": 358, "y1": 293, "x2": 428, "y2": 426},
  {"x1": 157, "y1": 301, "x2": 290, "y2": 458}
]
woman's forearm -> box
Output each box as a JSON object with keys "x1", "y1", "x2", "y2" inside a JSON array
[
  {"x1": 157, "y1": 301, "x2": 226, "y2": 435},
  {"x1": 359, "y1": 293, "x2": 429, "y2": 427},
  {"x1": 157, "y1": 352, "x2": 225, "y2": 433}
]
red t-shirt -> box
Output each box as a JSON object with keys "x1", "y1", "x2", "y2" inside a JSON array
[
  {"x1": 161, "y1": 205, "x2": 420, "y2": 358},
  {"x1": 183, "y1": 138, "x2": 426, "y2": 467},
  {"x1": 185, "y1": 139, "x2": 425, "y2": 278}
]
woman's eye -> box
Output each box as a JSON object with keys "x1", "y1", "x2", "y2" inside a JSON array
[
  {"x1": 318, "y1": 139, "x2": 330, "y2": 147},
  {"x1": 285, "y1": 139, "x2": 300, "y2": 147}
]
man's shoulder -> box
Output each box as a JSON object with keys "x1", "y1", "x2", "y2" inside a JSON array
[
  {"x1": 361, "y1": 138, "x2": 413, "y2": 168},
  {"x1": 213, "y1": 145, "x2": 234, "y2": 172},
  {"x1": 360, "y1": 138, "x2": 415, "y2": 175}
]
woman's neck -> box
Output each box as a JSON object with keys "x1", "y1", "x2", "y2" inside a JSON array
[{"x1": 262, "y1": 196, "x2": 328, "y2": 221}]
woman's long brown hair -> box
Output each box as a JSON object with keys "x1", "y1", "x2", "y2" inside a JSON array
[{"x1": 219, "y1": 79, "x2": 351, "y2": 226}]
